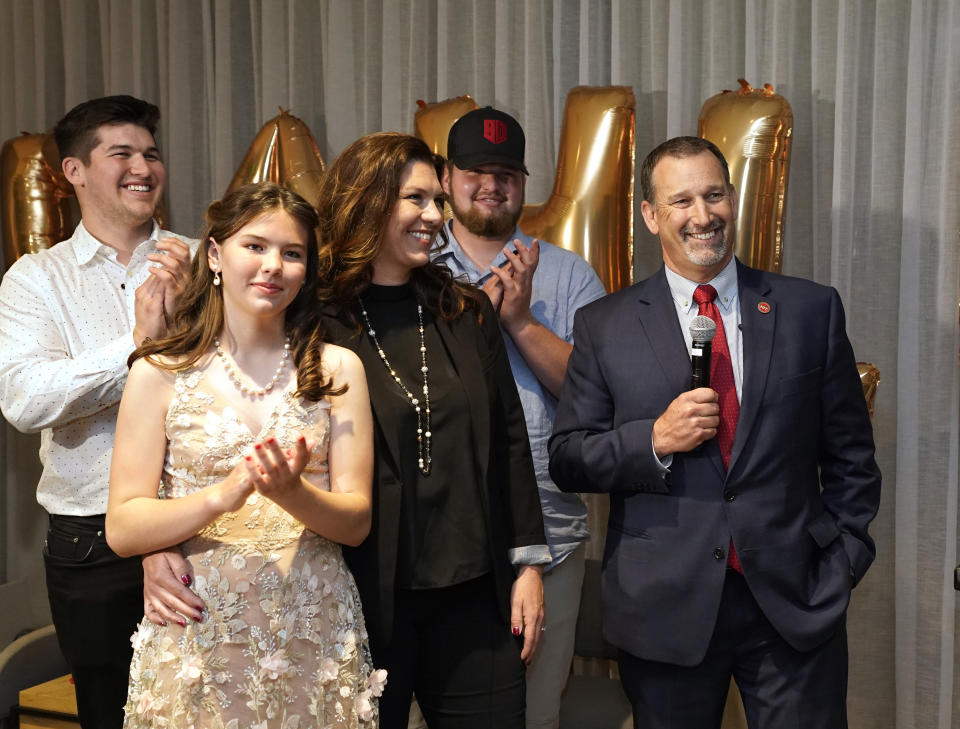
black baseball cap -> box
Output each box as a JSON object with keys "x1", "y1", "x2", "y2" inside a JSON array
[{"x1": 447, "y1": 107, "x2": 529, "y2": 175}]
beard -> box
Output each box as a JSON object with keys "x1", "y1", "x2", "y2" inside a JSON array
[
  {"x1": 682, "y1": 226, "x2": 730, "y2": 268},
  {"x1": 450, "y1": 196, "x2": 522, "y2": 239}
]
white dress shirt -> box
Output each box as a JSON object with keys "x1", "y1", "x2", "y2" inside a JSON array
[{"x1": 0, "y1": 222, "x2": 197, "y2": 515}]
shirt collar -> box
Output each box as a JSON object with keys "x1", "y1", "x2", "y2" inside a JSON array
[
  {"x1": 434, "y1": 220, "x2": 468, "y2": 264},
  {"x1": 664, "y1": 256, "x2": 739, "y2": 314},
  {"x1": 73, "y1": 220, "x2": 160, "y2": 265},
  {"x1": 436, "y1": 220, "x2": 522, "y2": 280}
]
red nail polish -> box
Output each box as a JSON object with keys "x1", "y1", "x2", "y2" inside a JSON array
[
  {"x1": 193, "y1": 615, "x2": 203, "y2": 622},
  {"x1": 180, "y1": 574, "x2": 192, "y2": 586},
  {"x1": 267, "y1": 437, "x2": 276, "y2": 445},
  {"x1": 254, "y1": 443, "x2": 262, "y2": 451},
  {"x1": 512, "y1": 626, "x2": 521, "y2": 637},
  {"x1": 245, "y1": 456, "x2": 253, "y2": 462},
  {"x1": 177, "y1": 619, "x2": 186, "y2": 627}
]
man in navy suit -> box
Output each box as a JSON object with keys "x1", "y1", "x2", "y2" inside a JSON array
[{"x1": 548, "y1": 136, "x2": 880, "y2": 729}]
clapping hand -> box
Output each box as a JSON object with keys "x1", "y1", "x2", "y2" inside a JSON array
[
  {"x1": 486, "y1": 238, "x2": 540, "y2": 330},
  {"x1": 133, "y1": 237, "x2": 193, "y2": 345},
  {"x1": 243, "y1": 435, "x2": 313, "y2": 500},
  {"x1": 148, "y1": 236, "x2": 193, "y2": 320}
]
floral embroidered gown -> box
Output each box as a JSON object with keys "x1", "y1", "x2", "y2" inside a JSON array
[{"x1": 124, "y1": 369, "x2": 384, "y2": 729}]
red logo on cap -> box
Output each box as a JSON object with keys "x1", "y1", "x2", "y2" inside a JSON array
[{"x1": 483, "y1": 120, "x2": 507, "y2": 144}]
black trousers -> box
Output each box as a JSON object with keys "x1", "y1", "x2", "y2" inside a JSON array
[
  {"x1": 618, "y1": 569, "x2": 848, "y2": 729},
  {"x1": 374, "y1": 573, "x2": 526, "y2": 729},
  {"x1": 43, "y1": 514, "x2": 144, "y2": 729}
]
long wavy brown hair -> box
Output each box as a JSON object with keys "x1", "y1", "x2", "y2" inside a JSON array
[
  {"x1": 130, "y1": 182, "x2": 343, "y2": 401},
  {"x1": 315, "y1": 132, "x2": 483, "y2": 322}
]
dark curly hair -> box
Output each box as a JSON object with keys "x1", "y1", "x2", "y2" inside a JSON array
[{"x1": 315, "y1": 132, "x2": 483, "y2": 323}]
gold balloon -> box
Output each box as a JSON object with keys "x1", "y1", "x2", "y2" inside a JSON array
[
  {"x1": 699, "y1": 79, "x2": 793, "y2": 273},
  {"x1": 1, "y1": 131, "x2": 76, "y2": 270},
  {"x1": 519, "y1": 85, "x2": 635, "y2": 292},
  {"x1": 857, "y1": 362, "x2": 880, "y2": 419},
  {"x1": 226, "y1": 109, "x2": 325, "y2": 207},
  {"x1": 414, "y1": 95, "x2": 478, "y2": 157}
]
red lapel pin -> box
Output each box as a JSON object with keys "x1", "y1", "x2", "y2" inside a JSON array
[{"x1": 757, "y1": 301, "x2": 771, "y2": 314}]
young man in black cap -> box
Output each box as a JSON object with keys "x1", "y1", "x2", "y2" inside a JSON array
[{"x1": 434, "y1": 107, "x2": 606, "y2": 729}]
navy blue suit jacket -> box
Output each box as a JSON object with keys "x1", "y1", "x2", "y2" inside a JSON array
[{"x1": 548, "y1": 261, "x2": 881, "y2": 666}]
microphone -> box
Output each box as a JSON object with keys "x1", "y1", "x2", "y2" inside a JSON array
[{"x1": 689, "y1": 315, "x2": 716, "y2": 389}]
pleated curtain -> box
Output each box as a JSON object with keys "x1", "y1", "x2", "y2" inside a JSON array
[{"x1": 1, "y1": 2, "x2": 958, "y2": 727}]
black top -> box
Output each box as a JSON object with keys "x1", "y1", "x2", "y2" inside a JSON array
[
  {"x1": 359, "y1": 283, "x2": 491, "y2": 589},
  {"x1": 323, "y1": 290, "x2": 545, "y2": 650}
]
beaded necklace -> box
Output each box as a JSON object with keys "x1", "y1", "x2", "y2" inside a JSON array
[
  {"x1": 214, "y1": 336, "x2": 291, "y2": 397},
  {"x1": 358, "y1": 298, "x2": 432, "y2": 475}
]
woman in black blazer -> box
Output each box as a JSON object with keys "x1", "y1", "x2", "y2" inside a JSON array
[{"x1": 315, "y1": 132, "x2": 548, "y2": 729}]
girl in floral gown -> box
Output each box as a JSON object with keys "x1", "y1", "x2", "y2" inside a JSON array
[{"x1": 107, "y1": 183, "x2": 385, "y2": 728}]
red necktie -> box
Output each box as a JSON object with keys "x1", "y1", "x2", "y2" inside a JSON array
[{"x1": 693, "y1": 284, "x2": 742, "y2": 573}]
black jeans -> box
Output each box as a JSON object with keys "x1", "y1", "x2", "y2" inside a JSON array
[
  {"x1": 375, "y1": 573, "x2": 526, "y2": 729},
  {"x1": 43, "y1": 514, "x2": 144, "y2": 729}
]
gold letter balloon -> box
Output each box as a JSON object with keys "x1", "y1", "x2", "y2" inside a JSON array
[
  {"x1": 700, "y1": 82, "x2": 879, "y2": 415},
  {"x1": 857, "y1": 362, "x2": 880, "y2": 419},
  {"x1": 415, "y1": 87, "x2": 635, "y2": 293},
  {"x1": 698, "y1": 79, "x2": 793, "y2": 273},
  {"x1": 519, "y1": 86, "x2": 635, "y2": 293},
  {"x1": 415, "y1": 95, "x2": 478, "y2": 157},
  {"x1": 1, "y1": 132, "x2": 76, "y2": 271},
  {"x1": 225, "y1": 109, "x2": 325, "y2": 207}
]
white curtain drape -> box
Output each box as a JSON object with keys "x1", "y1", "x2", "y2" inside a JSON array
[{"x1": 1, "y1": 1, "x2": 958, "y2": 726}]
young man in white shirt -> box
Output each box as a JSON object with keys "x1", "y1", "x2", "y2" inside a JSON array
[{"x1": 0, "y1": 95, "x2": 201, "y2": 729}]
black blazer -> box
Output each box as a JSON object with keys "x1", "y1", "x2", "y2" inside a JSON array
[
  {"x1": 321, "y1": 296, "x2": 546, "y2": 652},
  {"x1": 549, "y1": 261, "x2": 881, "y2": 666}
]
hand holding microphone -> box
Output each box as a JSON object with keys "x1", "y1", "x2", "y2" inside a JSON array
[{"x1": 650, "y1": 314, "x2": 721, "y2": 459}]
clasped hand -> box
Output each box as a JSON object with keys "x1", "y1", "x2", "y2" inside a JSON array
[
  {"x1": 211, "y1": 434, "x2": 313, "y2": 513},
  {"x1": 133, "y1": 237, "x2": 193, "y2": 346}
]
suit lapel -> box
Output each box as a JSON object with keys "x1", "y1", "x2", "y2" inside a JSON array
[
  {"x1": 358, "y1": 334, "x2": 407, "y2": 476},
  {"x1": 323, "y1": 307, "x2": 405, "y2": 476},
  {"x1": 730, "y1": 262, "x2": 775, "y2": 473},
  {"x1": 637, "y1": 269, "x2": 694, "y2": 399},
  {"x1": 434, "y1": 314, "x2": 491, "y2": 491}
]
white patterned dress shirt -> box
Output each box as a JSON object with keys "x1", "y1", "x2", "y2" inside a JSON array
[{"x1": 0, "y1": 222, "x2": 197, "y2": 515}]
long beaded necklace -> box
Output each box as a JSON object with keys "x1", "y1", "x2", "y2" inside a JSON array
[
  {"x1": 214, "y1": 335, "x2": 291, "y2": 397},
  {"x1": 358, "y1": 297, "x2": 432, "y2": 475}
]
